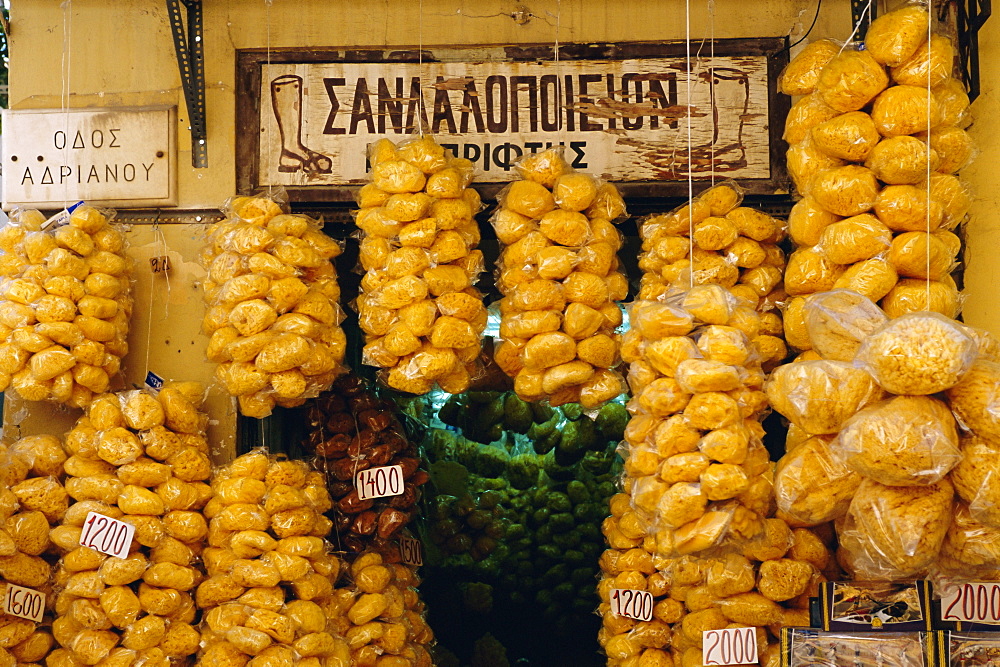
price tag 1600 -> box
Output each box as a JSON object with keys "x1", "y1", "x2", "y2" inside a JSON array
[
  {"x1": 3, "y1": 584, "x2": 45, "y2": 622},
  {"x1": 356, "y1": 465, "x2": 404, "y2": 501},
  {"x1": 941, "y1": 582, "x2": 1000, "y2": 624},
  {"x1": 79, "y1": 511, "x2": 135, "y2": 559},
  {"x1": 610, "y1": 589, "x2": 653, "y2": 622},
  {"x1": 703, "y1": 627, "x2": 758, "y2": 665},
  {"x1": 399, "y1": 536, "x2": 423, "y2": 567}
]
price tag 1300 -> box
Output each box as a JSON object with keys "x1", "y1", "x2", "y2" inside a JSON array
[
  {"x1": 399, "y1": 536, "x2": 423, "y2": 567},
  {"x1": 610, "y1": 589, "x2": 653, "y2": 622},
  {"x1": 356, "y1": 465, "x2": 404, "y2": 501},
  {"x1": 79, "y1": 511, "x2": 135, "y2": 559},
  {"x1": 703, "y1": 627, "x2": 758, "y2": 665},
  {"x1": 941, "y1": 582, "x2": 1000, "y2": 624},
  {"x1": 4, "y1": 584, "x2": 45, "y2": 622}
]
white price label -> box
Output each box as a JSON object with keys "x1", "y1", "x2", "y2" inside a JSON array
[
  {"x1": 79, "y1": 511, "x2": 135, "y2": 559},
  {"x1": 703, "y1": 627, "x2": 758, "y2": 665},
  {"x1": 610, "y1": 589, "x2": 653, "y2": 622},
  {"x1": 399, "y1": 536, "x2": 423, "y2": 567},
  {"x1": 355, "y1": 465, "x2": 404, "y2": 501},
  {"x1": 941, "y1": 582, "x2": 1000, "y2": 624},
  {"x1": 3, "y1": 584, "x2": 45, "y2": 622}
]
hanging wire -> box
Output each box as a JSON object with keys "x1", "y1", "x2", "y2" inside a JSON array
[
  {"x1": 555, "y1": 0, "x2": 564, "y2": 138},
  {"x1": 418, "y1": 0, "x2": 425, "y2": 137},
  {"x1": 60, "y1": 0, "x2": 73, "y2": 209},
  {"x1": 265, "y1": 0, "x2": 273, "y2": 183},
  {"x1": 708, "y1": 0, "x2": 716, "y2": 186},
  {"x1": 779, "y1": 0, "x2": 824, "y2": 54},
  {"x1": 924, "y1": 0, "x2": 933, "y2": 304},
  {"x1": 839, "y1": 0, "x2": 873, "y2": 54},
  {"x1": 685, "y1": 0, "x2": 695, "y2": 289}
]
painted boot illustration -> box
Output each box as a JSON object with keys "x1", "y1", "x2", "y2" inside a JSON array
[{"x1": 270, "y1": 74, "x2": 333, "y2": 174}]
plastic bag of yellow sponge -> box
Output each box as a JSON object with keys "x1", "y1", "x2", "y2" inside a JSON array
[
  {"x1": 355, "y1": 136, "x2": 486, "y2": 396},
  {"x1": 202, "y1": 190, "x2": 347, "y2": 417},
  {"x1": 492, "y1": 147, "x2": 628, "y2": 408},
  {"x1": 52, "y1": 384, "x2": 212, "y2": 666},
  {"x1": 0, "y1": 205, "x2": 132, "y2": 407}
]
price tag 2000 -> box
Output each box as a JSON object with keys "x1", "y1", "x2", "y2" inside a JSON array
[
  {"x1": 356, "y1": 465, "x2": 404, "y2": 501},
  {"x1": 399, "y1": 536, "x2": 423, "y2": 567},
  {"x1": 79, "y1": 511, "x2": 135, "y2": 559},
  {"x1": 703, "y1": 627, "x2": 758, "y2": 665},
  {"x1": 941, "y1": 582, "x2": 1000, "y2": 624},
  {"x1": 610, "y1": 589, "x2": 653, "y2": 622},
  {"x1": 4, "y1": 584, "x2": 45, "y2": 622}
]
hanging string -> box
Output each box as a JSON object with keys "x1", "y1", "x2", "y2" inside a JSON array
[
  {"x1": 686, "y1": 0, "x2": 695, "y2": 289},
  {"x1": 555, "y1": 0, "x2": 565, "y2": 140},
  {"x1": 60, "y1": 0, "x2": 73, "y2": 209},
  {"x1": 708, "y1": 0, "x2": 716, "y2": 186},
  {"x1": 418, "y1": 0, "x2": 425, "y2": 137},
  {"x1": 265, "y1": 0, "x2": 273, "y2": 187},
  {"x1": 924, "y1": 0, "x2": 933, "y2": 304}
]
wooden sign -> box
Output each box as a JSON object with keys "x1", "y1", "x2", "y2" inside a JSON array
[
  {"x1": 237, "y1": 39, "x2": 789, "y2": 201},
  {"x1": 2, "y1": 106, "x2": 177, "y2": 209}
]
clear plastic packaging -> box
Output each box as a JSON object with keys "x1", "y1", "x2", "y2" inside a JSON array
[
  {"x1": 833, "y1": 395, "x2": 960, "y2": 486},
  {"x1": 493, "y1": 147, "x2": 627, "y2": 408},
  {"x1": 302, "y1": 374, "x2": 428, "y2": 555},
  {"x1": 774, "y1": 434, "x2": 860, "y2": 526},
  {"x1": 839, "y1": 477, "x2": 953, "y2": 579},
  {"x1": 54, "y1": 385, "x2": 212, "y2": 666},
  {"x1": 891, "y1": 33, "x2": 956, "y2": 88},
  {"x1": 811, "y1": 110, "x2": 881, "y2": 162},
  {"x1": 803, "y1": 289, "x2": 888, "y2": 362},
  {"x1": 855, "y1": 312, "x2": 976, "y2": 395},
  {"x1": 810, "y1": 165, "x2": 880, "y2": 217},
  {"x1": 783, "y1": 628, "x2": 930, "y2": 666},
  {"x1": 881, "y1": 277, "x2": 960, "y2": 319},
  {"x1": 765, "y1": 360, "x2": 882, "y2": 434},
  {"x1": 951, "y1": 433, "x2": 1000, "y2": 528},
  {"x1": 865, "y1": 4, "x2": 931, "y2": 66},
  {"x1": 865, "y1": 135, "x2": 940, "y2": 185},
  {"x1": 784, "y1": 93, "x2": 842, "y2": 145},
  {"x1": 816, "y1": 48, "x2": 890, "y2": 113},
  {"x1": 779, "y1": 39, "x2": 842, "y2": 96},
  {"x1": 0, "y1": 206, "x2": 132, "y2": 407},
  {"x1": 202, "y1": 192, "x2": 347, "y2": 417}
]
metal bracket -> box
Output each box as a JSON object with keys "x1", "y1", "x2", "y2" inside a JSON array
[
  {"x1": 166, "y1": 0, "x2": 207, "y2": 168},
  {"x1": 958, "y1": 0, "x2": 992, "y2": 101},
  {"x1": 851, "y1": 0, "x2": 878, "y2": 42}
]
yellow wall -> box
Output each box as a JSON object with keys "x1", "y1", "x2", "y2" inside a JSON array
[
  {"x1": 959, "y1": 16, "x2": 1000, "y2": 336},
  {"x1": 9, "y1": 0, "x2": 850, "y2": 209}
]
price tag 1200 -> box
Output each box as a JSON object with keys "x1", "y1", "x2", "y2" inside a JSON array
[
  {"x1": 399, "y1": 536, "x2": 423, "y2": 567},
  {"x1": 4, "y1": 584, "x2": 45, "y2": 622},
  {"x1": 356, "y1": 465, "x2": 404, "y2": 501},
  {"x1": 941, "y1": 582, "x2": 1000, "y2": 624},
  {"x1": 703, "y1": 627, "x2": 759, "y2": 665},
  {"x1": 79, "y1": 511, "x2": 135, "y2": 559},
  {"x1": 610, "y1": 589, "x2": 653, "y2": 622}
]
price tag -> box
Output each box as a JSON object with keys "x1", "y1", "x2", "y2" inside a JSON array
[
  {"x1": 610, "y1": 589, "x2": 653, "y2": 622},
  {"x1": 703, "y1": 627, "x2": 758, "y2": 665},
  {"x1": 941, "y1": 582, "x2": 1000, "y2": 625},
  {"x1": 3, "y1": 584, "x2": 45, "y2": 622},
  {"x1": 41, "y1": 201, "x2": 84, "y2": 230},
  {"x1": 149, "y1": 256, "x2": 171, "y2": 273},
  {"x1": 79, "y1": 511, "x2": 135, "y2": 559},
  {"x1": 144, "y1": 371, "x2": 165, "y2": 393},
  {"x1": 355, "y1": 465, "x2": 404, "y2": 501},
  {"x1": 399, "y1": 536, "x2": 423, "y2": 567}
]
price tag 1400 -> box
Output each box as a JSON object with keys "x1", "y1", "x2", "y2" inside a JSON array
[
  {"x1": 3, "y1": 584, "x2": 45, "y2": 622},
  {"x1": 941, "y1": 582, "x2": 1000, "y2": 624},
  {"x1": 356, "y1": 465, "x2": 404, "y2": 501},
  {"x1": 703, "y1": 627, "x2": 758, "y2": 665},
  {"x1": 399, "y1": 536, "x2": 423, "y2": 567},
  {"x1": 79, "y1": 511, "x2": 135, "y2": 559},
  {"x1": 610, "y1": 589, "x2": 653, "y2": 622}
]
